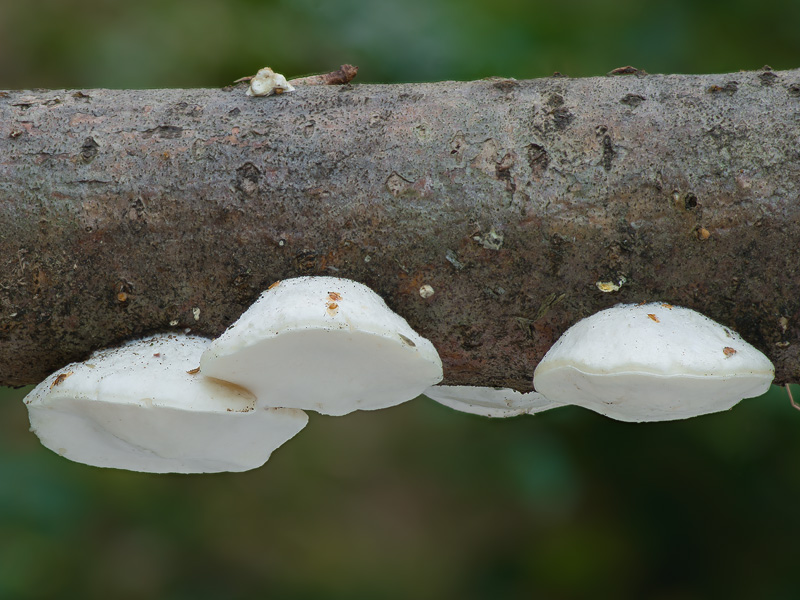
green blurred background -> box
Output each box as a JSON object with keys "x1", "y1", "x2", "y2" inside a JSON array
[{"x1": 1, "y1": 1, "x2": 799, "y2": 598}]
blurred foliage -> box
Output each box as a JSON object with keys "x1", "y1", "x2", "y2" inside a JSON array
[
  {"x1": 1, "y1": 0, "x2": 800, "y2": 598},
  {"x1": 2, "y1": 385, "x2": 800, "y2": 599},
  {"x1": 0, "y1": 0, "x2": 798, "y2": 88}
]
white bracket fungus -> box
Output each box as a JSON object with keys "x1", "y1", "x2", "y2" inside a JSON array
[
  {"x1": 424, "y1": 385, "x2": 564, "y2": 418},
  {"x1": 200, "y1": 277, "x2": 443, "y2": 416},
  {"x1": 23, "y1": 334, "x2": 308, "y2": 473},
  {"x1": 532, "y1": 302, "x2": 775, "y2": 422},
  {"x1": 246, "y1": 67, "x2": 295, "y2": 97}
]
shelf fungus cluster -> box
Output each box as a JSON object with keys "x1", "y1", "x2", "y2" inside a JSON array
[
  {"x1": 24, "y1": 277, "x2": 443, "y2": 474},
  {"x1": 24, "y1": 288, "x2": 776, "y2": 475}
]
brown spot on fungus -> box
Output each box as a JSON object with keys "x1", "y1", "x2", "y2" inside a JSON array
[
  {"x1": 647, "y1": 314, "x2": 660, "y2": 322},
  {"x1": 51, "y1": 372, "x2": 74, "y2": 388}
]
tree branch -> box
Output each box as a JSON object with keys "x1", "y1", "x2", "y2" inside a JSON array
[{"x1": 2, "y1": 67, "x2": 800, "y2": 388}]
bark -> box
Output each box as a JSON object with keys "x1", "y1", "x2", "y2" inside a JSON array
[{"x1": 1, "y1": 67, "x2": 800, "y2": 389}]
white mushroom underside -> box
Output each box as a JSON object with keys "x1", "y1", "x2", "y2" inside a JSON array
[
  {"x1": 202, "y1": 329, "x2": 442, "y2": 416},
  {"x1": 29, "y1": 400, "x2": 306, "y2": 473},
  {"x1": 424, "y1": 385, "x2": 564, "y2": 418},
  {"x1": 24, "y1": 334, "x2": 308, "y2": 473},
  {"x1": 200, "y1": 277, "x2": 443, "y2": 416},
  {"x1": 533, "y1": 303, "x2": 775, "y2": 422},
  {"x1": 535, "y1": 369, "x2": 770, "y2": 422}
]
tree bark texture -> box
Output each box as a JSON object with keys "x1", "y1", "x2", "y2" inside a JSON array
[{"x1": 2, "y1": 68, "x2": 800, "y2": 388}]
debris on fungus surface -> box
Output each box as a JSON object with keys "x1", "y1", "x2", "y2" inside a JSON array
[{"x1": 533, "y1": 303, "x2": 774, "y2": 422}]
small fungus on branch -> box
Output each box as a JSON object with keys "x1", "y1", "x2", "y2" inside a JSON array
[
  {"x1": 236, "y1": 64, "x2": 358, "y2": 95},
  {"x1": 424, "y1": 385, "x2": 563, "y2": 418}
]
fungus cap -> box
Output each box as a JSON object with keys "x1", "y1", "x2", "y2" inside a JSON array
[
  {"x1": 24, "y1": 334, "x2": 308, "y2": 473},
  {"x1": 424, "y1": 385, "x2": 564, "y2": 418},
  {"x1": 532, "y1": 303, "x2": 774, "y2": 422},
  {"x1": 200, "y1": 276, "x2": 443, "y2": 416}
]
